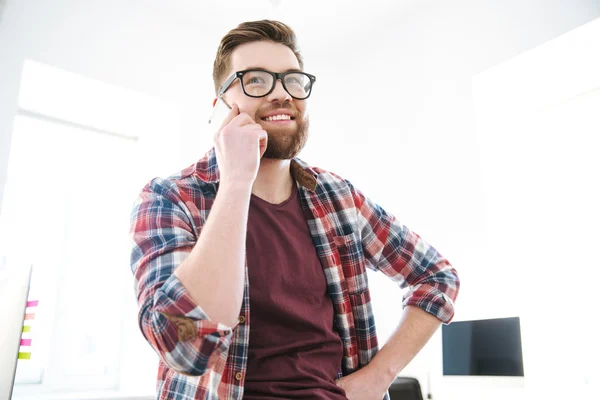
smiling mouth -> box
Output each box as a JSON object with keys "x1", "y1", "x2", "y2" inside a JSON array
[{"x1": 261, "y1": 114, "x2": 295, "y2": 122}]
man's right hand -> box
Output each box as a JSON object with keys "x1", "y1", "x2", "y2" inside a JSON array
[{"x1": 213, "y1": 103, "x2": 268, "y2": 186}]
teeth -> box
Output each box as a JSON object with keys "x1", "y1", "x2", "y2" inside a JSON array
[{"x1": 265, "y1": 114, "x2": 291, "y2": 121}]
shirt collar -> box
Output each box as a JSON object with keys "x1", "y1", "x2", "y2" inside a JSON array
[{"x1": 194, "y1": 147, "x2": 319, "y2": 192}]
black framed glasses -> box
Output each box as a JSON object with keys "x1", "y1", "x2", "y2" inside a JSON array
[{"x1": 218, "y1": 69, "x2": 316, "y2": 100}]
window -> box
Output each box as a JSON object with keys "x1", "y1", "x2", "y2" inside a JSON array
[
  {"x1": 3, "y1": 60, "x2": 181, "y2": 398},
  {"x1": 1, "y1": 113, "x2": 137, "y2": 388}
]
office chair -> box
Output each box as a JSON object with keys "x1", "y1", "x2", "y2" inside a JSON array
[{"x1": 388, "y1": 376, "x2": 424, "y2": 400}]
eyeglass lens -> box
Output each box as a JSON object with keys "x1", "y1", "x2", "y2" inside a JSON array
[{"x1": 241, "y1": 70, "x2": 312, "y2": 99}]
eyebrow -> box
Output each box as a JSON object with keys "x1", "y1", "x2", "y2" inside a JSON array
[{"x1": 243, "y1": 66, "x2": 303, "y2": 73}]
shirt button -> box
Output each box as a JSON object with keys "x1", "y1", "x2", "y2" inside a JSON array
[
  {"x1": 235, "y1": 372, "x2": 243, "y2": 381},
  {"x1": 238, "y1": 316, "x2": 246, "y2": 324}
]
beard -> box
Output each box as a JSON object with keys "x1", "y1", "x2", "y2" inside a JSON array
[{"x1": 255, "y1": 102, "x2": 309, "y2": 160}]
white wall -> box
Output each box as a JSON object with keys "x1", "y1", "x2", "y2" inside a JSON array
[
  {"x1": 342, "y1": 2, "x2": 600, "y2": 397},
  {"x1": 1, "y1": 0, "x2": 599, "y2": 397},
  {"x1": 463, "y1": 18, "x2": 600, "y2": 399}
]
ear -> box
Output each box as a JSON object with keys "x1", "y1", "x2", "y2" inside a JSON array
[{"x1": 212, "y1": 98, "x2": 218, "y2": 107}]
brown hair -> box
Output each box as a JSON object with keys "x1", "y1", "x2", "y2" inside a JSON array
[{"x1": 212, "y1": 20, "x2": 304, "y2": 95}]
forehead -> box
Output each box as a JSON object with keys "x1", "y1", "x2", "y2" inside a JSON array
[{"x1": 229, "y1": 41, "x2": 301, "y2": 73}]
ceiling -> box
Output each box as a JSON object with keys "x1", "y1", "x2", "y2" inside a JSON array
[{"x1": 150, "y1": 0, "x2": 426, "y2": 54}]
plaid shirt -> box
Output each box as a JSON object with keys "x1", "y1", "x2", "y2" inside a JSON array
[{"x1": 129, "y1": 147, "x2": 459, "y2": 400}]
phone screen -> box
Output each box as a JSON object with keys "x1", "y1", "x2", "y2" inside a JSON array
[{"x1": 208, "y1": 98, "x2": 232, "y2": 134}]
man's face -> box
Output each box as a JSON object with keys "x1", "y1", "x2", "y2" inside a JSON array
[{"x1": 221, "y1": 41, "x2": 309, "y2": 160}]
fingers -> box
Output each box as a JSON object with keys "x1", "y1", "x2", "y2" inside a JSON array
[
  {"x1": 216, "y1": 122, "x2": 265, "y2": 140},
  {"x1": 222, "y1": 103, "x2": 258, "y2": 129},
  {"x1": 257, "y1": 128, "x2": 268, "y2": 143},
  {"x1": 231, "y1": 111, "x2": 258, "y2": 128},
  {"x1": 257, "y1": 129, "x2": 268, "y2": 158},
  {"x1": 217, "y1": 104, "x2": 260, "y2": 136},
  {"x1": 237, "y1": 123, "x2": 267, "y2": 137},
  {"x1": 218, "y1": 102, "x2": 240, "y2": 131}
]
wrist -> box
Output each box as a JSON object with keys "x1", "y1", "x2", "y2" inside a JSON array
[
  {"x1": 218, "y1": 179, "x2": 253, "y2": 195},
  {"x1": 365, "y1": 354, "x2": 398, "y2": 390}
]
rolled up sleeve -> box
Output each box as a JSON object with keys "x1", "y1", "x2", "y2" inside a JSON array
[
  {"x1": 348, "y1": 180, "x2": 460, "y2": 324},
  {"x1": 129, "y1": 178, "x2": 237, "y2": 376}
]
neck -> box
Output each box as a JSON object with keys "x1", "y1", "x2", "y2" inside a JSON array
[{"x1": 252, "y1": 158, "x2": 293, "y2": 204}]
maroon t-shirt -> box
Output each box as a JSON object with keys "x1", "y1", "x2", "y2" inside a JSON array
[{"x1": 243, "y1": 181, "x2": 347, "y2": 400}]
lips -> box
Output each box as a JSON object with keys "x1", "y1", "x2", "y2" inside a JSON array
[
  {"x1": 262, "y1": 114, "x2": 293, "y2": 122},
  {"x1": 260, "y1": 108, "x2": 296, "y2": 122}
]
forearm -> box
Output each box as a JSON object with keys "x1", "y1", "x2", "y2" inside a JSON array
[
  {"x1": 174, "y1": 180, "x2": 252, "y2": 328},
  {"x1": 368, "y1": 306, "x2": 441, "y2": 386}
]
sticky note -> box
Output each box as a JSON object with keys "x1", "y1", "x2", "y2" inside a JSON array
[
  {"x1": 21, "y1": 339, "x2": 32, "y2": 346},
  {"x1": 27, "y1": 300, "x2": 39, "y2": 307},
  {"x1": 22, "y1": 326, "x2": 31, "y2": 333},
  {"x1": 18, "y1": 352, "x2": 31, "y2": 360}
]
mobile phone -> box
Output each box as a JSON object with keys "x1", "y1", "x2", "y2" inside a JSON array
[{"x1": 208, "y1": 97, "x2": 232, "y2": 132}]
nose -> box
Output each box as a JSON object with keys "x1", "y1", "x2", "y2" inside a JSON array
[{"x1": 266, "y1": 79, "x2": 291, "y2": 103}]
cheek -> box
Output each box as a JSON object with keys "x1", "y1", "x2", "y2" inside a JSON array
[
  {"x1": 225, "y1": 87, "x2": 254, "y2": 113},
  {"x1": 297, "y1": 102, "x2": 307, "y2": 117},
  {"x1": 228, "y1": 97, "x2": 260, "y2": 120},
  {"x1": 239, "y1": 102, "x2": 260, "y2": 121}
]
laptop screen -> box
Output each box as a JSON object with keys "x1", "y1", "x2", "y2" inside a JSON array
[
  {"x1": 0, "y1": 264, "x2": 33, "y2": 399},
  {"x1": 442, "y1": 316, "x2": 524, "y2": 377}
]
